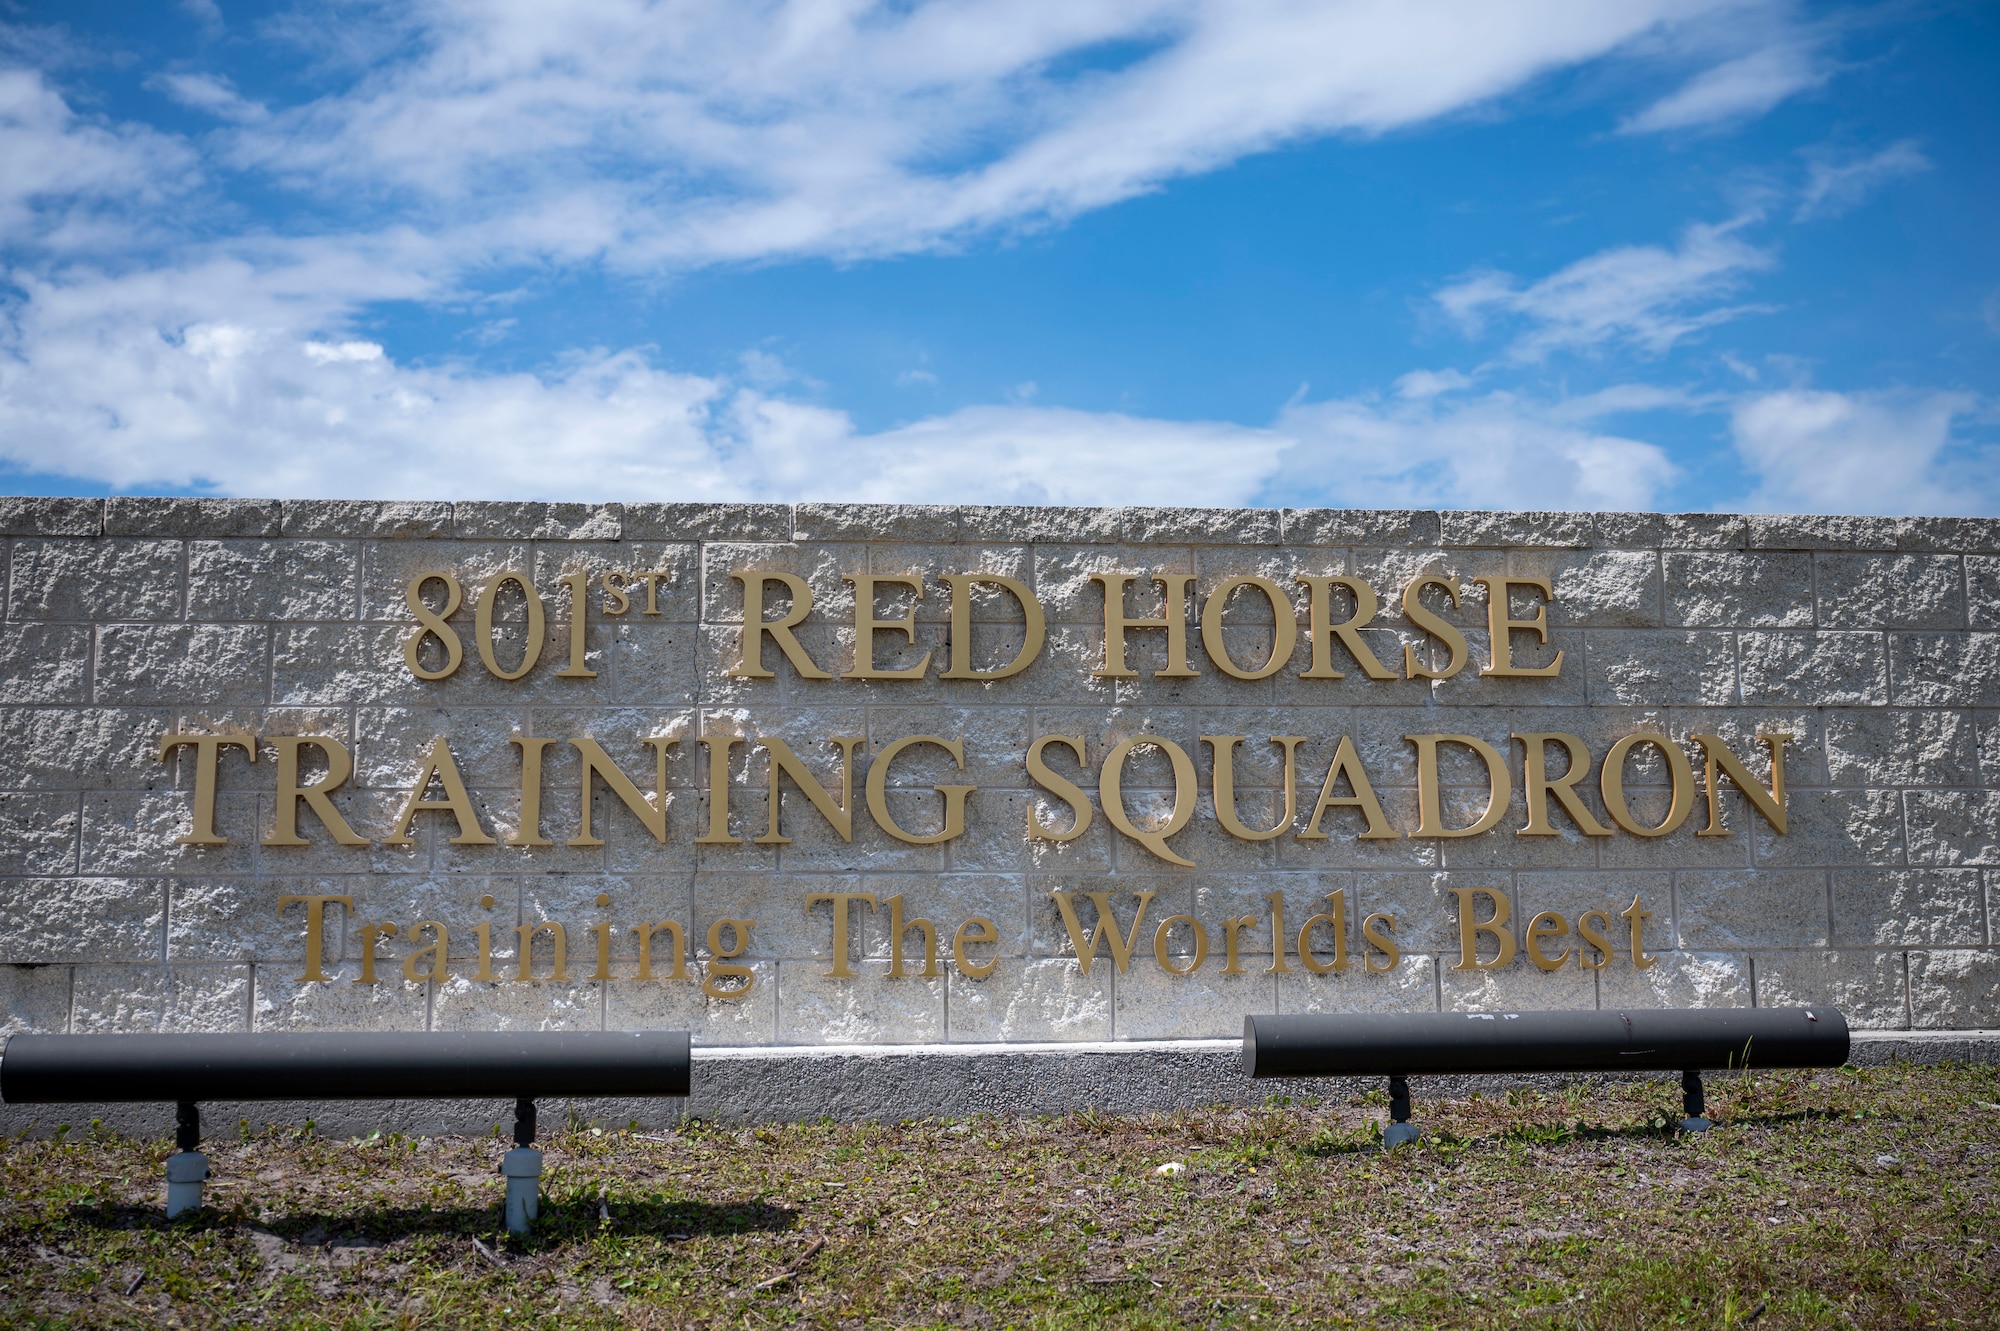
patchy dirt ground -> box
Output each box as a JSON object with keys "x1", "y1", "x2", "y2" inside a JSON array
[{"x1": 1, "y1": 1062, "x2": 1995, "y2": 1329}]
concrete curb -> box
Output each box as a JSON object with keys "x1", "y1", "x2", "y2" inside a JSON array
[{"x1": 2, "y1": 1030, "x2": 1992, "y2": 1137}]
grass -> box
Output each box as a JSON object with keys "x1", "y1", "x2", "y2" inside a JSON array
[{"x1": 1, "y1": 1062, "x2": 1996, "y2": 1329}]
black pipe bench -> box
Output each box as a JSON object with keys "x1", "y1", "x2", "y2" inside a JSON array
[
  {"x1": 0, "y1": 1030, "x2": 692, "y2": 1232},
  {"x1": 1243, "y1": 1007, "x2": 1848, "y2": 1144}
]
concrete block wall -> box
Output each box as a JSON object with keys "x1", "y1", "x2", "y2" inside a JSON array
[{"x1": 1, "y1": 498, "x2": 1996, "y2": 1048}]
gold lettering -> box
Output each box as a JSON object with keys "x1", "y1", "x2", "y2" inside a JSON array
[
  {"x1": 1152, "y1": 914, "x2": 1209, "y2": 977},
  {"x1": 1451, "y1": 888, "x2": 1516, "y2": 971},
  {"x1": 1298, "y1": 736, "x2": 1398, "y2": 840},
  {"x1": 806, "y1": 892, "x2": 877, "y2": 979},
  {"x1": 474, "y1": 572, "x2": 545, "y2": 681},
  {"x1": 1401, "y1": 575, "x2": 1470, "y2": 679},
  {"x1": 473, "y1": 894, "x2": 499, "y2": 982},
  {"x1": 1265, "y1": 890, "x2": 1292, "y2": 974},
  {"x1": 1525, "y1": 911, "x2": 1570, "y2": 971},
  {"x1": 634, "y1": 919, "x2": 688, "y2": 981},
  {"x1": 703, "y1": 919, "x2": 756, "y2": 998},
  {"x1": 278, "y1": 894, "x2": 351, "y2": 983},
  {"x1": 695, "y1": 734, "x2": 743, "y2": 845},
  {"x1": 157, "y1": 732, "x2": 256, "y2": 846},
  {"x1": 355, "y1": 920, "x2": 399, "y2": 984},
  {"x1": 1048, "y1": 890, "x2": 1156, "y2": 976},
  {"x1": 1361, "y1": 912, "x2": 1400, "y2": 972},
  {"x1": 1296, "y1": 891, "x2": 1350, "y2": 975},
  {"x1": 728, "y1": 572, "x2": 830, "y2": 680},
  {"x1": 601, "y1": 571, "x2": 632, "y2": 617},
  {"x1": 1577, "y1": 911, "x2": 1614, "y2": 969},
  {"x1": 635, "y1": 571, "x2": 673, "y2": 616},
  {"x1": 1473, "y1": 575, "x2": 1562, "y2": 677},
  {"x1": 383, "y1": 737, "x2": 494, "y2": 846},
  {"x1": 756, "y1": 736, "x2": 863, "y2": 845},
  {"x1": 952, "y1": 917, "x2": 1000, "y2": 979},
  {"x1": 557, "y1": 570, "x2": 597, "y2": 679},
  {"x1": 402, "y1": 571, "x2": 463, "y2": 680},
  {"x1": 1090, "y1": 573, "x2": 1198, "y2": 678},
  {"x1": 1025, "y1": 735, "x2": 1093, "y2": 841},
  {"x1": 1219, "y1": 913, "x2": 1260, "y2": 975},
  {"x1": 1407, "y1": 734, "x2": 1511, "y2": 838},
  {"x1": 1099, "y1": 736, "x2": 1197, "y2": 867},
  {"x1": 1621, "y1": 895, "x2": 1656, "y2": 970},
  {"x1": 865, "y1": 735, "x2": 973, "y2": 845},
  {"x1": 568, "y1": 736, "x2": 674, "y2": 846},
  {"x1": 402, "y1": 921, "x2": 448, "y2": 984},
  {"x1": 514, "y1": 921, "x2": 569, "y2": 982},
  {"x1": 885, "y1": 894, "x2": 940, "y2": 979},
  {"x1": 1694, "y1": 732, "x2": 1792, "y2": 836},
  {"x1": 508, "y1": 736, "x2": 557, "y2": 848},
  {"x1": 264, "y1": 735, "x2": 369, "y2": 847},
  {"x1": 1204, "y1": 735, "x2": 1304, "y2": 840},
  {"x1": 1199, "y1": 576, "x2": 1298, "y2": 679},
  {"x1": 590, "y1": 909, "x2": 614, "y2": 981},
  {"x1": 844, "y1": 574, "x2": 930, "y2": 680},
  {"x1": 1514, "y1": 732, "x2": 1612, "y2": 837},
  {"x1": 1600, "y1": 733, "x2": 1695, "y2": 837},
  {"x1": 938, "y1": 573, "x2": 1045, "y2": 680},
  {"x1": 1297, "y1": 576, "x2": 1397, "y2": 680}
]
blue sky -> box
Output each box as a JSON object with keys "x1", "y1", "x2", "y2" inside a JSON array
[{"x1": 0, "y1": 0, "x2": 1994, "y2": 512}]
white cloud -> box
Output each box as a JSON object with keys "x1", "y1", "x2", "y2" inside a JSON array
[
  {"x1": 149, "y1": 72, "x2": 269, "y2": 124},
  {"x1": 0, "y1": 67, "x2": 195, "y2": 247},
  {"x1": 1272, "y1": 388, "x2": 1679, "y2": 510},
  {"x1": 1436, "y1": 217, "x2": 1774, "y2": 360},
  {"x1": 1795, "y1": 140, "x2": 1929, "y2": 221},
  {"x1": 1732, "y1": 388, "x2": 1992, "y2": 514},
  {"x1": 1621, "y1": 39, "x2": 1827, "y2": 133}
]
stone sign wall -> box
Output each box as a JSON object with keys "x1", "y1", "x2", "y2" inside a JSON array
[{"x1": 1, "y1": 497, "x2": 1996, "y2": 1048}]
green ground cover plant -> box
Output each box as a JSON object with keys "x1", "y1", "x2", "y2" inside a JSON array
[{"x1": 0, "y1": 1062, "x2": 1994, "y2": 1329}]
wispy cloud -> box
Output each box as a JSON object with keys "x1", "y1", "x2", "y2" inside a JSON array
[
  {"x1": 1622, "y1": 37, "x2": 1828, "y2": 133},
  {"x1": 1435, "y1": 217, "x2": 1775, "y2": 360},
  {"x1": 148, "y1": 72, "x2": 269, "y2": 124},
  {"x1": 1733, "y1": 387, "x2": 1992, "y2": 514},
  {"x1": 1795, "y1": 139, "x2": 1929, "y2": 220}
]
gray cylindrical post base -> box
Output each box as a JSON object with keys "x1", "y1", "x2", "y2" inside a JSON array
[
  {"x1": 502, "y1": 1148, "x2": 542, "y2": 1234},
  {"x1": 1678, "y1": 1069, "x2": 1712, "y2": 1132},
  {"x1": 165, "y1": 1150, "x2": 208, "y2": 1217}
]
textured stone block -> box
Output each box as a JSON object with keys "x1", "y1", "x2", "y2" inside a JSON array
[
  {"x1": 281, "y1": 500, "x2": 454, "y2": 539},
  {"x1": 1113, "y1": 958, "x2": 1277, "y2": 1039},
  {"x1": 1816, "y1": 554, "x2": 1964, "y2": 629},
  {"x1": 453, "y1": 502, "x2": 620, "y2": 540},
  {"x1": 188, "y1": 540, "x2": 359, "y2": 620},
  {"x1": 1122, "y1": 507, "x2": 1280, "y2": 545},
  {"x1": 1904, "y1": 791, "x2": 2000, "y2": 866},
  {"x1": 1584, "y1": 630, "x2": 1737, "y2": 706},
  {"x1": 1751, "y1": 788, "x2": 1903, "y2": 868},
  {"x1": 946, "y1": 958, "x2": 1111, "y2": 1041},
  {"x1": 957, "y1": 506, "x2": 1123, "y2": 544},
  {"x1": 1439, "y1": 511, "x2": 1597, "y2": 549},
  {"x1": 794, "y1": 503, "x2": 958, "y2": 543},
  {"x1": 432, "y1": 975, "x2": 604, "y2": 1030},
  {"x1": 0, "y1": 793, "x2": 78, "y2": 875},
  {"x1": 1274, "y1": 953, "x2": 1437, "y2": 1014},
  {"x1": 0, "y1": 964, "x2": 70, "y2": 1035},
  {"x1": 1746, "y1": 513, "x2": 1900, "y2": 551},
  {"x1": 253, "y1": 963, "x2": 428, "y2": 1031},
  {"x1": 1676, "y1": 870, "x2": 1829, "y2": 948},
  {"x1": 1907, "y1": 950, "x2": 2000, "y2": 1029},
  {"x1": 620, "y1": 503, "x2": 793, "y2": 542},
  {"x1": 1440, "y1": 956, "x2": 1595, "y2": 1010},
  {"x1": 1889, "y1": 633, "x2": 2000, "y2": 706},
  {"x1": 95, "y1": 624, "x2": 269, "y2": 705},
  {"x1": 1656, "y1": 513, "x2": 1749, "y2": 549},
  {"x1": 1754, "y1": 950, "x2": 1907, "y2": 1028},
  {"x1": 1663, "y1": 552, "x2": 1812, "y2": 627},
  {"x1": 0, "y1": 625, "x2": 89, "y2": 703},
  {"x1": 9, "y1": 539, "x2": 185, "y2": 622},
  {"x1": 1506, "y1": 549, "x2": 1660, "y2": 627},
  {"x1": 1590, "y1": 512, "x2": 1667, "y2": 547},
  {"x1": 1832, "y1": 870, "x2": 1984, "y2": 947},
  {"x1": 1598, "y1": 951, "x2": 1751, "y2": 1009},
  {"x1": 1824, "y1": 709, "x2": 1978, "y2": 788},
  {"x1": 606, "y1": 962, "x2": 777, "y2": 1044},
  {"x1": 778, "y1": 962, "x2": 944, "y2": 1043},
  {"x1": 1969, "y1": 557, "x2": 2000, "y2": 629},
  {"x1": 1280, "y1": 509, "x2": 1440, "y2": 547},
  {"x1": 0, "y1": 877, "x2": 162, "y2": 962},
  {"x1": 0, "y1": 706, "x2": 173, "y2": 790},
  {"x1": 104, "y1": 497, "x2": 280, "y2": 538},
  {"x1": 1738, "y1": 632, "x2": 1887, "y2": 707},
  {"x1": 0, "y1": 497, "x2": 99, "y2": 537},
  {"x1": 70, "y1": 964, "x2": 251, "y2": 1033},
  {"x1": 1898, "y1": 517, "x2": 2000, "y2": 552}
]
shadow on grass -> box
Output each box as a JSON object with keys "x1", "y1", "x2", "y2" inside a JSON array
[{"x1": 61, "y1": 1196, "x2": 798, "y2": 1244}]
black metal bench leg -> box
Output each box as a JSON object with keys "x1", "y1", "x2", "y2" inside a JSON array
[
  {"x1": 1383, "y1": 1075, "x2": 1421, "y2": 1147},
  {"x1": 1679, "y1": 1070, "x2": 1712, "y2": 1133},
  {"x1": 166, "y1": 1102, "x2": 207, "y2": 1218},
  {"x1": 503, "y1": 1098, "x2": 542, "y2": 1235}
]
